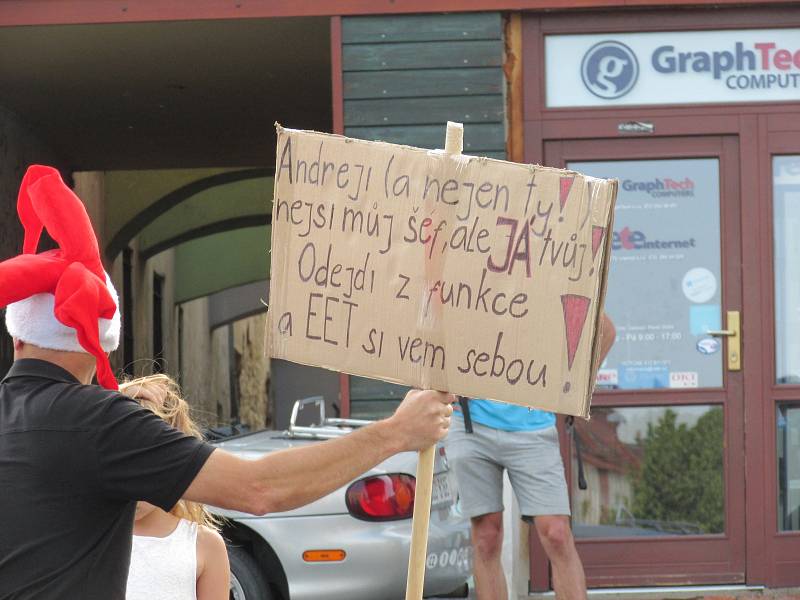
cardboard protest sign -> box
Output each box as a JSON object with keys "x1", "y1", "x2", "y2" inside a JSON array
[{"x1": 267, "y1": 125, "x2": 617, "y2": 418}]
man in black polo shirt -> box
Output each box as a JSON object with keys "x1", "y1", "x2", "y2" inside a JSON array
[{"x1": 0, "y1": 166, "x2": 455, "y2": 599}]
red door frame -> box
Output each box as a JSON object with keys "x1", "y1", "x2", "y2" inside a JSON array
[
  {"x1": 759, "y1": 121, "x2": 800, "y2": 587},
  {"x1": 543, "y1": 134, "x2": 745, "y2": 588},
  {"x1": 522, "y1": 5, "x2": 800, "y2": 590}
]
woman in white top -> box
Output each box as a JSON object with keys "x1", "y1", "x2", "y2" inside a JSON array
[{"x1": 121, "y1": 375, "x2": 230, "y2": 600}]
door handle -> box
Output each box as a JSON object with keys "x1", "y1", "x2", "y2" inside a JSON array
[{"x1": 708, "y1": 311, "x2": 741, "y2": 371}]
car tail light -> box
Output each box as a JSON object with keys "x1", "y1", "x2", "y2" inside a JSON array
[{"x1": 345, "y1": 473, "x2": 416, "y2": 521}]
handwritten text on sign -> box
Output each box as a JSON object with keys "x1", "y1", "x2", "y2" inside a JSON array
[{"x1": 267, "y1": 127, "x2": 617, "y2": 417}]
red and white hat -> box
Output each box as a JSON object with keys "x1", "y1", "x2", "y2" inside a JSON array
[{"x1": 0, "y1": 165, "x2": 121, "y2": 390}]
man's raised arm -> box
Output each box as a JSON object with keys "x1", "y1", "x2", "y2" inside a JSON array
[{"x1": 184, "y1": 389, "x2": 455, "y2": 515}]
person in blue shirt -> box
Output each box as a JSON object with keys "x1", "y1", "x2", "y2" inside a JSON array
[{"x1": 446, "y1": 314, "x2": 615, "y2": 600}]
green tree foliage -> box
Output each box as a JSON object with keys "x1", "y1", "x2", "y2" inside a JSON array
[{"x1": 631, "y1": 407, "x2": 724, "y2": 534}]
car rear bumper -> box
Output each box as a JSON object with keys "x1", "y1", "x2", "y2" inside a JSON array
[{"x1": 239, "y1": 508, "x2": 472, "y2": 600}]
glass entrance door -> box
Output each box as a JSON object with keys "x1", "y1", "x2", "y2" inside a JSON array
[
  {"x1": 542, "y1": 135, "x2": 745, "y2": 586},
  {"x1": 765, "y1": 126, "x2": 800, "y2": 586}
]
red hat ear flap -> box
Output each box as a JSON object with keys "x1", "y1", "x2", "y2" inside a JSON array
[
  {"x1": 28, "y1": 173, "x2": 105, "y2": 278},
  {"x1": 53, "y1": 262, "x2": 119, "y2": 390},
  {"x1": 0, "y1": 253, "x2": 65, "y2": 308},
  {"x1": 17, "y1": 165, "x2": 59, "y2": 255}
]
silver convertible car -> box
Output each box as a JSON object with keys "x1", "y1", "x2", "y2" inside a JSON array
[{"x1": 210, "y1": 398, "x2": 472, "y2": 600}]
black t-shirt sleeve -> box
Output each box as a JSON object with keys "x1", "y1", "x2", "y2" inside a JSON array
[{"x1": 92, "y1": 396, "x2": 215, "y2": 511}]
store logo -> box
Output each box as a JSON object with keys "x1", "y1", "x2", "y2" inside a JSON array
[
  {"x1": 612, "y1": 226, "x2": 697, "y2": 251},
  {"x1": 652, "y1": 42, "x2": 800, "y2": 91},
  {"x1": 696, "y1": 337, "x2": 720, "y2": 355},
  {"x1": 622, "y1": 177, "x2": 695, "y2": 197},
  {"x1": 581, "y1": 41, "x2": 639, "y2": 99}
]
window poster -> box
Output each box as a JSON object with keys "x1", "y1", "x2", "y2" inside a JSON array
[{"x1": 569, "y1": 159, "x2": 722, "y2": 389}]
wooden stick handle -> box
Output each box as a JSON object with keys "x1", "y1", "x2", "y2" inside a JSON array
[
  {"x1": 405, "y1": 444, "x2": 436, "y2": 600},
  {"x1": 444, "y1": 121, "x2": 464, "y2": 155},
  {"x1": 406, "y1": 121, "x2": 463, "y2": 600}
]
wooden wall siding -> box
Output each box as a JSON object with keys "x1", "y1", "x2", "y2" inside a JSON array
[
  {"x1": 342, "y1": 12, "x2": 506, "y2": 158},
  {"x1": 342, "y1": 13, "x2": 502, "y2": 43},
  {"x1": 343, "y1": 40, "x2": 503, "y2": 70},
  {"x1": 344, "y1": 96, "x2": 503, "y2": 127},
  {"x1": 346, "y1": 124, "x2": 505, "y2": 155},
  {"x1": 344, "y1": 68, "x2": 502, "y2": 99}
]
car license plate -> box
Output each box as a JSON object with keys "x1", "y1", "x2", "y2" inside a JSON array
[{"x1": 431, "y1": 473, "x2": 453, "y2": 507}]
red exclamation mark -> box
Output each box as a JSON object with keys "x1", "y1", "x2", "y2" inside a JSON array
[
  {"x1": 558, "y1": 176, "x2": 575, "y2": 222},
  {"x1": 589, "y1": 225, "x2": 606, "y2": 276},
  {"x1": 561, "y1": 294, "x2": 591, "y2": 393}
]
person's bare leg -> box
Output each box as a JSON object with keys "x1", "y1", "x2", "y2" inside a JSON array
[
  {"x1": 471, "y1": 512, "x2": 508, "y2": 600},
  {"x1": 534, "y1": 515, "x2": 586, "y2": 600}
]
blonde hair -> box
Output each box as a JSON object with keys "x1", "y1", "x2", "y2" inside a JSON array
[{"x1": 120, "y1": 374, "x2": 221, "y2": 531}]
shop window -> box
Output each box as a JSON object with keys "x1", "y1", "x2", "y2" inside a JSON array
[
  {"x1": 569, "y1": 159, "x2": 722, "y2": 391},
  {"x1": 152, "y1": 272, "x2": 165, "y2": 374},
  {"x1": 571, "y1": 405, "x2": 725, "y2": 538},
  {"x1": 176, "y1": 304, "x2": 183, "y2": 388},
  {"x1": 778, "y1": 403, "x2": 800, "y2": 532},
  {"x1": 122, "y1": 247, "x2": 134, "y2": 376},
  {"x1": 774, "y1": 156, "x2": 800, "y2": 384}
]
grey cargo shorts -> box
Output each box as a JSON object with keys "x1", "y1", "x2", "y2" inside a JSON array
[{"x1": 444, "y1": 416, "x2": 571, "y2": 519}]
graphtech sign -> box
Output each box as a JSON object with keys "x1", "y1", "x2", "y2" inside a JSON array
[{"x1": 546, "y1": 29, "x2": 800, "y2": 107}]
